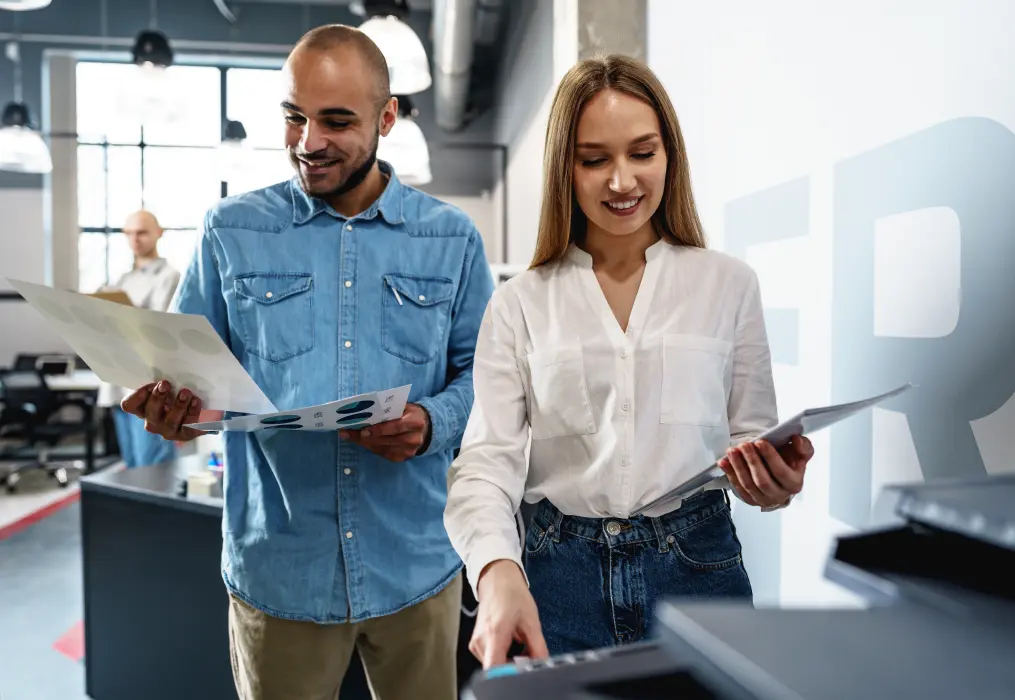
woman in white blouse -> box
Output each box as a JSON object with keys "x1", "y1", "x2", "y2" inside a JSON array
[{"x1": 444, "y1": 55, "x2": 815, "y2": 666}]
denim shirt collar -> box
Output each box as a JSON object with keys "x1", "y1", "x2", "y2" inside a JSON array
[{"x1": 291, "y1": 159, "x2": 405, "y2": 227}]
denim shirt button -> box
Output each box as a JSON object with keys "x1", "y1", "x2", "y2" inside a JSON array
[{"x1": 345, "y1": 531, "x2": 354, "y2": 539}]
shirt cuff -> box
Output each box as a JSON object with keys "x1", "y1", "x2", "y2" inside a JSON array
[
  {"x1": 463, "y1": 537, "x2": 526, "y2": 601},
  {"x1": 719, "y1": 475, "x2": 794, "y2": 512},
  {"x1": 761, "y1": 494, "x2": 795, "y2": 512},
  {"x1": 414, "y1": 395, "x2": 457, "y2": 456}
]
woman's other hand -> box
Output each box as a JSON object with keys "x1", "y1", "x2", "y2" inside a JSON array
[{"x1": 718, "y1": 435, "x2": 814, "y2": 508}]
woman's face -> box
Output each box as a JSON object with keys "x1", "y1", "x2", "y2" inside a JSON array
[{"x1": 572, "y1": 89, "x2": 667, "y2": 239}]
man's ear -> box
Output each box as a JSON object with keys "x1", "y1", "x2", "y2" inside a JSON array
[{"x1": 378, "y1": 96, "x2": 397, "y2": 137}]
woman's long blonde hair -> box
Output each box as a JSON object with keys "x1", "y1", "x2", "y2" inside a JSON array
[{"x1": 530, "y1": 54, "x2": 706, "y2": 268}]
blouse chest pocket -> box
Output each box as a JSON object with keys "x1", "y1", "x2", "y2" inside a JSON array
[
  {"x1": 381, "y1": 274, "x2": 456, "y2": 365},
  {"x1": 524, "y1": 347, "x2": 597, "y2": 441},
  {"x1": 661, "y1": 334, "x2": 733, "y2": 427},
  {"x1": 233, "y1": 273, "x2": 314, "y2": 363}
]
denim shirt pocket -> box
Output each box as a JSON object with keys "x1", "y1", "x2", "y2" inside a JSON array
[
  {"x1": 233, "y1": 272, "x2": 314, "y2": 362},
  {"x1": 381, "y1": 273, "x2": 455, "y2": 365}
]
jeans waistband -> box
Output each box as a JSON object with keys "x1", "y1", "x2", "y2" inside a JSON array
[{"x1": 531, "y1": 490, "x2": 730, "y2": 549}]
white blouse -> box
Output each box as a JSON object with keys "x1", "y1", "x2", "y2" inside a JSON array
[{"x1": 444, "y1": 240, "x2": 779, "y2": 595}]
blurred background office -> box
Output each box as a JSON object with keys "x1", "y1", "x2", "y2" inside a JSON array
[{"x1": 1, "y1": 1, "x2": 1013, "y2": 699}]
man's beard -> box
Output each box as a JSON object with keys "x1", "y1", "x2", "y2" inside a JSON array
[{"x1": 297, "y1": 130, "x2": 379, "y2": 199}]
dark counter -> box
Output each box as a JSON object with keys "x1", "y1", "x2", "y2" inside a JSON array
[
  {"x1": 80, "y1": 459, "x2": 373, "y2": 700},
  {"x1": 82, "y1": 454, "x2": 222, "y2": 515}
]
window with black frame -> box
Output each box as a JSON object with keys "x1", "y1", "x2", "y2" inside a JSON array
[{"x1": 76, "y1": 61, "x2": 292, "y2": 292}]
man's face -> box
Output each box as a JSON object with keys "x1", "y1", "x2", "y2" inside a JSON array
[
  {"x1": 122, "y1": 212, "x2": 162, "y2": 258},
  {"x1": 282, "y1": 46, "x2": 396, "y2": 198}
]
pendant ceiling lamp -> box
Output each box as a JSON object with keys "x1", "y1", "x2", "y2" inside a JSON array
[
  {"x1": 131, "y1": 29, "x2": 174, "y2": 69},
  {"x1": 217, "y1": 119, "x2": 250, "y2": 180},
  {"x1": 0, "y1": 0, "x2": 52, "y2": 9},
  {"x1": 0, "y1": 42, "x2": 51, "y2": 174},
  {"x1": 358, "y1": 0, "x2": 431, "y2": 95},
  {"x1": 118, "y1": 1, "x2": 184, "y2": 124},
  {"x1": 377, "y1": 96, "x2": 431, "y2": 186}
]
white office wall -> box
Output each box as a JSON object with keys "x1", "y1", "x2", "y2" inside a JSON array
[
  {"x1": 0, "y1": 188, "x2": 46, "y2": 294},
  {"x1": 0, "y1": 187, "x2": 73, "y2": 365},
  {"x1": 649, "y1": 0, "x2": 1015, "y2": 606},
  {"x1": 496, "y1": 0, "x2": 578, "y2": 266},
  {"x1": 439, "y1": 193, "x2": 502, "y2": 264}
]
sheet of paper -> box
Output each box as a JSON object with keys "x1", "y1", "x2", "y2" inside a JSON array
[
  {"x1": 8, "y1": 278, "x2": 277, "y2": 415},
  {"x1": 631, "y1": 382, "x2": 915, "y2": 516},
  {"x1": 186, "y1": 385, "x2": 412, "y2": 433}
]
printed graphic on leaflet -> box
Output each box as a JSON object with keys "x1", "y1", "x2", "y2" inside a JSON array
[{"x1": 186, "y1": 385, "x2": 412, "y2": 433}]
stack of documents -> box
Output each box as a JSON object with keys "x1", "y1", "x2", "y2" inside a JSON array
[
  {"x1": 630, "y1": 383, "x2": 914, "y2": 516},
  {"x1": 9, "y1": 278, "x2": 410, "y2": 432}
]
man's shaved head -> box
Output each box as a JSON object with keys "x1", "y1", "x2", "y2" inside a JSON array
[
  {"x1": 290, "y1": 24, "x2": 391, "y2": 111},
  {"x1": 123, "y1": 209, "x2": 163, "y2": 260},
  {"x1": 124, "y1": 209, "x2": 161, "y2": 233},
  {"x1": 281, "y1": 24, "x2": 398, "y2": 203}
]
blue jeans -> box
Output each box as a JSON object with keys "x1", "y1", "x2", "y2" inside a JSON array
[
  {"x1": 112, "y1": 408, "x2": 176, "y2": 468},
  {"x1": 523, "y1": 490, "x2": 753, "y2": 653}
]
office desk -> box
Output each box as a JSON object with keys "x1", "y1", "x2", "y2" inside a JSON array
[
  {"x1": 80, "y1": 459, "x2": 373, "y2": 700},
  {"x1": 43, "y1": 369, "x2": 111, "y2": 472}
]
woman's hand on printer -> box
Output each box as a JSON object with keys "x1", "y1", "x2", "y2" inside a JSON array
[{"x1": 471, "y1": 559, "x2": 550, "y2": 669}]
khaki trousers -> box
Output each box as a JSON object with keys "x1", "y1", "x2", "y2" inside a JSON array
[{"x1": 228, "y1": 575, "x2": 462, "y2": 700}]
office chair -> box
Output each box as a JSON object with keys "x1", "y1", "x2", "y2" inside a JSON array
[
  {"x1": 12, "y1": 354, "x2": 39, "y2": 371},
  {"x1": 0, "y1": 369, "x2": 93, "y2": 493}
]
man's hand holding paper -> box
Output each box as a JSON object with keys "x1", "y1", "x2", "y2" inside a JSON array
[
  {"x1": 121, "y1": 380, "x2": 205, "y2": 443},
  {"x1": 339, "y1": 402, "x2": 432, "y2": 462}
]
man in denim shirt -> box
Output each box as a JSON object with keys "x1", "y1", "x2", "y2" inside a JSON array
[{"x1": 121, "y1": 25, "x2": 494, "y2": 700}]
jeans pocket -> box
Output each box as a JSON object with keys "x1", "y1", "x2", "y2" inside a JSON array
[
  {"x1": 524, "y1": 520, "x2": 553, "y2": 557},
  {"x1": 381, "y1": 274, "x2": 455, "y2": 365},
  {"x1": 670, "y1": 510, "x2": 744, "y2": 571},
  {"x1": 233, "y1": 272, "x2": 314, "y2": 362}
]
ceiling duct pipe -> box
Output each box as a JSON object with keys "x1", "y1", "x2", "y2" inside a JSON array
[{"x1": 432, "y1": 0, "x2": 475, "y2": 131}]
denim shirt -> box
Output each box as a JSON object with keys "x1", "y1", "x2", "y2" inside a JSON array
[{"x1": 172, "y1": 164, "x2": 494, "y2": 622}]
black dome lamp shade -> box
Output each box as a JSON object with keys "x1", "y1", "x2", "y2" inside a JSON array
[
  {"x1": 222, "y1": 119, "x2": 247, "y2": 142},
  {"x1": 132, "y1": 29, "x2": 174, "y2": 68},
  {"x1": 395, "y1": 95, "x2": 418, "y2": 119},
  {"x1": 1, "y1": 101, "x2": 32, "y2": 129}
]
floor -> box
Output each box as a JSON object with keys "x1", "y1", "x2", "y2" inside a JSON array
[
  {"x1": 0, "y1": 494, "x2": 89, "y2": 700},
  {"x1": 0, "y1": 469, "x2": 81, "y2": 538}
]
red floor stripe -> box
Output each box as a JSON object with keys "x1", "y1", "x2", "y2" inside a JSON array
[
  {"x1": 0, "y1": 490, "x2": 80, "y2": 541},
  {"x1": 53, "y1": 620, "x2": 85, "y2": 662}
]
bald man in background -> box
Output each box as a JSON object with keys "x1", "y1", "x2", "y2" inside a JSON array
[
  {"x1": 119, "y1": 25, "x2": 493, "y2": 700},
  {"x1": 97, "y1": 209, "x2": 181, "y2": 468}
]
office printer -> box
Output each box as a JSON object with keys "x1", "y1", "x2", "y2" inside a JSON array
[
  {"x1": 655, "y1": 474, "x2": 1015, "y2": 699},
  {"x1": 465, "y1": 475, "x2": 1015, "y2": 699}
]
